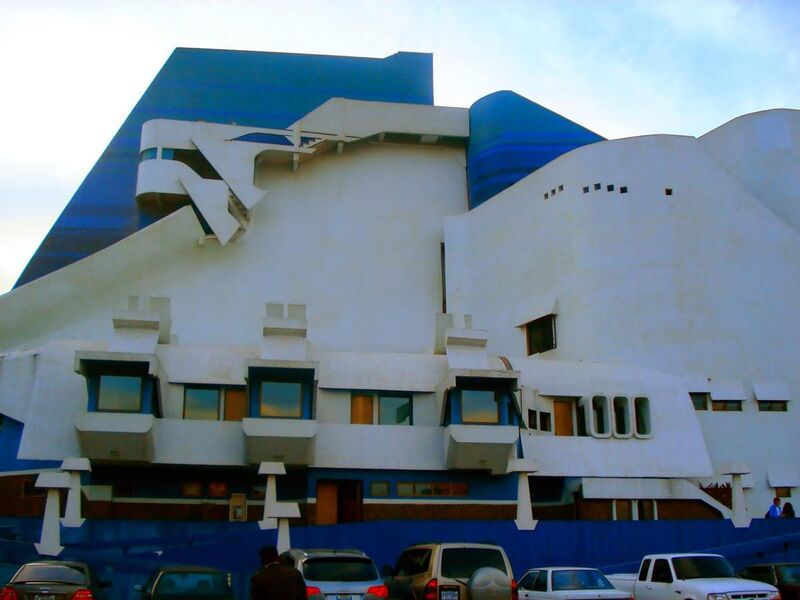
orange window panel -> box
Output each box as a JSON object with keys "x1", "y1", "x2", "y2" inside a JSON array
[{"x1": 351, "y1": 394, "x2": 374, "y2": 424}]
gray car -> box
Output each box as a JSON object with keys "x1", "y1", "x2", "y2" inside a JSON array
[{"x1": 281, "y1": 548, "x2": 389, "y2": 599}]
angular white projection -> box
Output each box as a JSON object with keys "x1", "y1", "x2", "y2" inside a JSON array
[
  {"x1": 192, "y1": 137, "x2": 269, "y2": 210},
  {"x1": 181, "y1": 178, "x2": 240, "y2": 245}
]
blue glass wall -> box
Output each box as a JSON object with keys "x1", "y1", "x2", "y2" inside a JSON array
[
  {"x1": 0, "y1": 416, "x2": 59, "y2": 472},
  {"x1": 467, "y1": 91, "x2": 604, "y2": 209},
  {"x1": 15, "y1": 49, "x2": 433, "y2": 287}
]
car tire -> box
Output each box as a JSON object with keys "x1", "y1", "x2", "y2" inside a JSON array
[{"x1": 468, "y1": 566, "x2": 512, "y2": 600}]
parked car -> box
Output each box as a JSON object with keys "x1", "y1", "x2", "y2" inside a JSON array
[
  {"x1": 383, "y1": 542, "x2": 517, "y2": 600},
  {"x1": 518, "y1": 567, "x2": 631, "y2": 600},
  {"x1": 134, "y1": 566, "x2": 233, "y2": 599},
  {"x1": 607, "y1": 553, "x2": 779, "y2": 600},
  {"x1": 281, "y1": 548, "x2": 389, "y2": 599},
  {"x1": 0, "y1": 560, "x2": 111, "y2": 600},
  {"x1": 739, "y1": 563, "x2": 800, "y2": 600}
]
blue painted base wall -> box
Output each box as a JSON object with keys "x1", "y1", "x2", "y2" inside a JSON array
[{"x1": 2, "y1": 517, "x2": 800, "y2": 600}]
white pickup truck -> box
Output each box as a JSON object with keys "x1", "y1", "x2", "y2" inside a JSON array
[{"x1": 607, "y1": 553, "x2": 779, "y2": 600}]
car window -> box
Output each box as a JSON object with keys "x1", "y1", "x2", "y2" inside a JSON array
[
  {"x1": 440, "y1": 548, "x2": 507, "y2": 579},
  {"x1": 155, "y1": 572, "x2": 228, "y2": 596},
  {"x1": 533, "y1": 570, "x2": 548, "y2": 592},
  {"x1": 395, "y1": 549, "x2": 431, "y2": 576},
  {"x1": 673, "y1": 557, "x2": 735, "y2": 580},
  {"x1": 639, "y1": 559, "x2": 652, "y2": 582},
  {"x1": 519, "y1": 571, "x2": 538, "y2": 590},
  {"x1": 302, "y1": 557, "x2": 379, "y2": 582},
  {"x1": 552, "y1": 570, "x2": 614, "y2": 591},
  {"x1": 652, "y1": 560, "x2": 673, "y2": 584},
  {"x1": 778, "y1": 565, "x2": 800, "y2": 584},
  {"x1": 13, "y1": 565, "x2": 88, "y2": 585}
]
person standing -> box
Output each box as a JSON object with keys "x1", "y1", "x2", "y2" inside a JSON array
[
  {"x1": 782, "y1": 502, "x2": 795, "y2": 518},
  {"x1": 766, "y1": 497, "x2": 782, "y2": 518},
  {"x1": 250, "y1": 545, "x2": 306, "y2": 600}
]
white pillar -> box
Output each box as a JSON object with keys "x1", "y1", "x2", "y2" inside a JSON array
[
  {"x1": 34, "y1": 472, "x2": 72, "y2": 556},
  {"x1": 515, "y1": 472, "x2": 537, "y2": 531},
  {"x1": 277, "y1": 519, "x2": 291, "y2": 553},
  {"x1": 730, "y1": 473, "x2": 751, "y2": 528},
  {"x1": 270, "y1": 502, "x2": 301, "y2": 553},
  {"x1": 258, "y1": 462, "x2": 285, "y2": 530},
  {"x1": 60, "y1": 458, "x2": 91, "y2": 528}
]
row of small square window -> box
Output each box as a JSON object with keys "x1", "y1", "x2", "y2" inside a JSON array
[
  {"x1": 690, "y1": 393, "x2": 788, "y2": 412},
  {"x1": 543, "y1": 185, "x2": 565, "y2": 200},
  {"x1": 583, "y1": 183, "x2": 629, "y2": 194}
]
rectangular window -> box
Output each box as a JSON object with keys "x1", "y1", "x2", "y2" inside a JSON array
[
  {"x1": 184, "y1": 386, "x2": 220, "y2": 420},
  {"x1": 539, "y1": 411, "x2": 552, "y2": 432},
  {"x1": 379, "y1": 394, "x2": 412, "y2": 425},
  {"x1": 592, "y1": 396, "x2": 610, "y2": 436},
  {"x1": 370, "y1": 481, "x2": 390, "y2": 497},
  {"x1": 776, "y1": 487, "x2": 792, "y2": 498},
  {"x1": 613, "y1": 396, "x2": 631, "y2": 436},
  {"x1": 260, "y1": 381, "x2": 302, "y2": 418},
  {"x1": 208, "y1": 482, "x2": 229, "y2": 498},
  {"x1": 182, "y1": 482, "x2": 203, "y2": 498},
  {"x1": 528, "y1": 409, "x2": 538, "y2": 430},
  {"x1": 758, "y1": 401, "x2": 788, "y2": 412},
  {"x1": 351, "y1": 394, "x2": 374, "y2": 424},
  {"x1": 525, "y1": 314, "x2": 557, "y2": 355},
  {"x1": 97, "y1": 375, "x2": 142, "y2": 412},
  {"x1": 634, "y1": 396, "x2": 652, "y2": 436},
  {"x1": 711, "y1": 400, "x2": 742, "y2": 412},
  {"x1": 461, "y1": 389, "x2": 498, "y2": 424},
  {"x1": 690, "y1": 392, "x2": 709, "y2": 410},
  {"x1": 396, "y1": 482, "x2": 468, "y2": 497}
]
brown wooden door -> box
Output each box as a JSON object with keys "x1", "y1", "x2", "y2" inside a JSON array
[
  {"x1": 337, "y1": 480, "x2": 363, "y2": 523},
  {"x1": 224, "y1": 388, "x2": 247, "y2": 421},
  {"x1": 316, "y1": 481, "x2": 338, "y2": 525},
  {"x1": 554, "y1": 400, "x2": 574, "y2": 436},
  {"x1": 351, "y1": 394, "x2": 374, "y2": 424}
]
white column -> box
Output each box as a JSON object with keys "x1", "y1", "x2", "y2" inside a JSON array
[
  {"x1": 258, "y1": 462, "x2": 285, "y2": 530},
  {"x1": 34, "y1": 472, "x2": 72, "y2": 556},
  {"x1": 514, "y1": 472, "x2": 537, "y2": 531},
  {"x1": 60, "y1": 458, "x2": 91, "y2": 528},
  {"x1": 730, "y1": 473, "x2": 751, "y2": 528},
  {"x1": 277, "y1": 519, "x2": 291, "y2": 553}
]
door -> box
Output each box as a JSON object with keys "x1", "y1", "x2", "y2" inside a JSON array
[
  {"x1": 554, "y1": 400, "x2": 574, "y2": 436},
  {"x1": 316, "y1": 480, "x2": 363, "y2": 524},
  {"x1": 316, "y1": 481, "x2": 338, "y2": 525},
  {"x1": 638, "y1": 559, "x2": 674, "y2": 600},
  {"x1": 223, "y1": 388, "x2": 247, "y2": 421}
]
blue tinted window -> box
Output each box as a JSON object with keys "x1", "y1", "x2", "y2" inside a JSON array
[
  {"x1": 161, "y1": 148, "x2": 174, "y2": 160},
  {"x1": 184, "y1": 387, "x2": 220, "y2": 420},
  {"x1": 98, "y1": 375, "x2": 142, "y2": 412},
  {"x1": 260, "y1": 381, "x2": 302, "y2": 418},
  {"x1": 461, "y1": 390, "x2": 498, "y2": 424},
  {"x1": 379, "y1": 395, "x2": 412, "y2": 425},
  {"x1": 139, "y1": 148, "x2": 157, "y2": 161}
]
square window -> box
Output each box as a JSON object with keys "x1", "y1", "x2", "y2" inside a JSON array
[
  {"x1": 260, "y1": 381, "x2": 303, "y2": 418},
  {"x1": 539, "y1": 411, "x2": 552, "y2": 432},
  {"x1": 461, "y1": 389, "x2": 498, "y2": 424},
  {"x1": 594, "y1": 183, "x2": 601, "y2": 190},
  {"x1": 525, "y1": 314, "x2": 556, "y2": 355},
  {"x1": 433, "y1": 482, "x2": 451, "y2": 496},
  {"x1": 558, "y1": 185, "x2": 564, "y2": 192},
  {"x1": 208, "y1": 482, "x2": 229, "y2": 498},
  {"x1": 582, "y1": 186, "x2": 589, "y2": 193},
  {"x1": 97, "y1": 375, "x2": 142, "y2": 412},
  {"x1": 379, "y1": 394, "x2": 412, "y2": 425},
  {"x1": 665, "y1": 188, "x2": 673, "y2": 195},
  {"x1": 620, "y1": 186, "x2": 628, "y2": 194},
  {"x1": 690, "y1": 392, "x2": 709, "y2": 410},
  {"x1": 450, "y1": 482, "x2": 468, "y2": 496},
  {"x1": 415, "y1": 482, "x2": 434, "y2": 496},
  {"x1": 182, "y1": 482, "x2": 203, "y2": 498},
  {"x1": 607, "y1": 184, "x2": 615, "y2": 192},
  {"x1": 551, "y1": 188, "x2": 556, "y2": 196},
  {"x1": 370, "y1": 481, "x2": 390, "y2": 497},
  {"x1": 543, "y1": 192, "x2": 549, "y2": 200},
  {"x1": 397, "y1": 482, "x2": 414, "y2": 497},
  {"x1": 184, "y1": 386, "x2": 220, "y2": 420}
]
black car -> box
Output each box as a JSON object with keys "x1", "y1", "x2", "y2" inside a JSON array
[
  {"x1": 1, "y1": 560, "x2": 111, "y2": 600},
  {"x1": 739, "y1": 563, "x2": 800, "y2": 600},
  {"x1": 134, "y1": 566, "x2": 233, "y2": 599}
]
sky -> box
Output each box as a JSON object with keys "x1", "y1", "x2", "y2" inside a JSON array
[{"x1": 0, "y1": 0, "x2": 798, "y2": 294}]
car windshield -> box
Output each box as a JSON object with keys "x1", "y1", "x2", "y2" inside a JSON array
[
  {"x1": 13, "y1": 565, "x2": 87, "y2": 585},
  {"x1": 156, "y1": 571, "x2": 228, "y2": 595},
  {"x1": 302, "y1": 557, "x2": 379, "y2": 582},
  {"x1": 552, "y1": 570, "x2": 615, "y2": 591},
  {"x1": 673, "y1": 557, "x2": 736, "y2": 579},
  {"x1": 440, "y1": 548, "x2": 507, "y2": 579},
  {"x1": 778, "y1": 565, "x2": 800, "y2": 584}
]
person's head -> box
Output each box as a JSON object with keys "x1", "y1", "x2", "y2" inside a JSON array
[
  {"x1": 260, "y1": 545, "x2": 279, "y2": 565},
  {"x1": 774, "y1": 497, "x2": 782, "y2": 506},
  {"x1": 784, "y1": 502, "x2": 795, "y2": 515}
]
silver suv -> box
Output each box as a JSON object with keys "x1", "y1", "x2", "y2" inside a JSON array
[
  {"x1": 384, "y1": 542, "x2": 517, "y2": 600},
  {"x1": 281, "y1": 548, "x2": 389, "y2": 599}
]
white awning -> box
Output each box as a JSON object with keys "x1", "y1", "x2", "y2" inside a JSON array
[
  {"x1": 682, "y1": 374, "x2": 711, "y2": 393},
  {"x1": 767, "y1": 466, "x2": 800, "y2": 488},
  {"x1": 753, "y1": 381, "x2": 791, "y2": 402},
  {"x1": 709, "y1": 379, "x2": 747, "y2": 401}
]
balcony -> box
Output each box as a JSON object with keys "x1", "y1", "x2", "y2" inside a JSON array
[
  {"x1": 74, "y1": 413, "x2": 155, "y2": 462},
  {"x1": 242, "y1": 418, "x2": 317, "y2": 465},
  {"x1": 444, "y1": 424, "x2": 519, "y2": 474}
]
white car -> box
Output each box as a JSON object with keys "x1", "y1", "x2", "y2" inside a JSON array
[{"x1": 518, "y1": 567, "x2": 632, "y2": 600}]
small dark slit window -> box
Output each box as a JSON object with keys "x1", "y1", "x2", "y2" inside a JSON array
[
  {"x1": 551, "y1": 188, "x2": 556, "y2": 196},
  {"x1": 607, "y1": 184, "x2": 615, "y2": 192},
  {"x1": 544, "y1": 193, "x2": 549, "y2": 199},
  {"x1": 558, "y1": 185, "x2": 564, "y2": 192},
  {"x1": 539, "y1": 411, "x2": 552, "y2": 432},
  {"x1": 594, "y1": 183, "x2": 601, "y2": 190},
  {"x1": 620, "y1": 186, "x2": 628, "y2": 194},
  {"x1": 525, "y1": 314, "x2": 557, "y2": 355},
  {"x1": 665, "y1": 188, "x2": 673, "y2": 195},
  {"x1": 583, "y1": 186, "x2": 589, "y2": 193}
]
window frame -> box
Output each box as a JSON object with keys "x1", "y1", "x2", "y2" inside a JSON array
[
  {"x1": 690, "y1": 392, "x2": 709, "y2": 411},
  {"x1": 525, "y1": 314, "x2": 557, "y2": 356},
  {"x1": 460, "y1": 388, "x2": 500, "y2": 425},
  {"x1": 183, "y1": 385, "x2": 222, "y2": 420},
  {"x1": 96, "y1": 374, "x2": 144, "y2": 414},
  {"x1": 378, "y1": 393, "x2": 413, "y2": 426}
]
